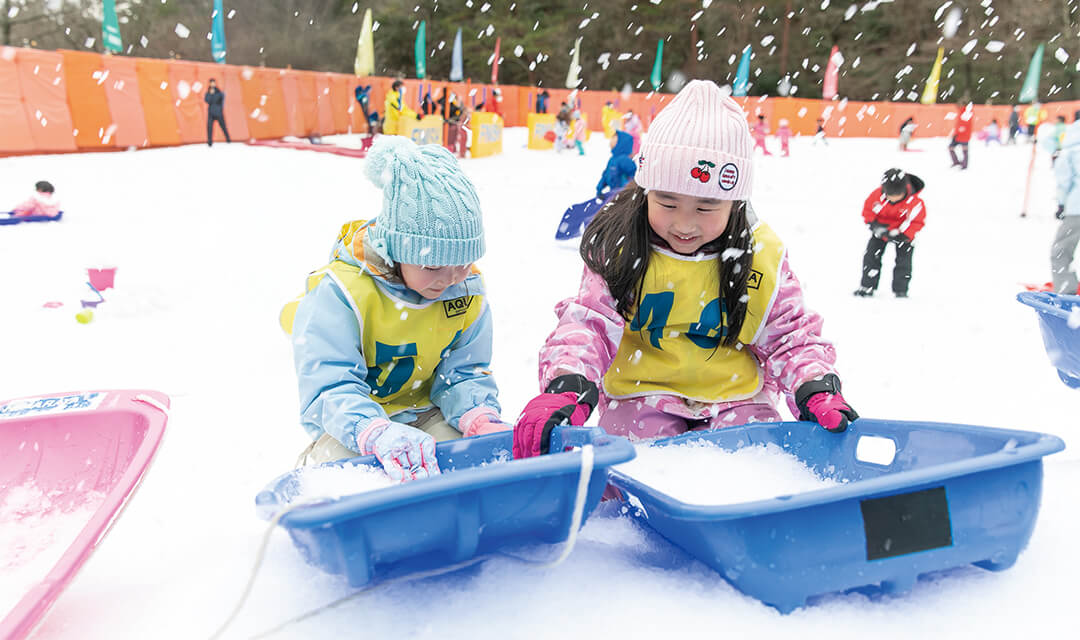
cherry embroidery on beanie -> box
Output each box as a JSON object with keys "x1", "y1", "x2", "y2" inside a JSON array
[{"x1": 690, "y1": 160, "x2": 715, "y2": 183}]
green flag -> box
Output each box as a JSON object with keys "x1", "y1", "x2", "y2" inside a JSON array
[
  {"x1": 1018, "y1": 43, "x2": 1044, "y2": 103},
  {"x1": 103, "y1": 0, "x2": 123, "y2": 53},
  {"x1": 415, "y1": 21, "x2": 427, "y2": 80},
  {"x1": 650, "y1": 40, "x2": 663, "y2": 91}
]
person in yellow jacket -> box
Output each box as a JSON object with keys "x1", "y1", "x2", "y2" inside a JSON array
[
  {"x1": 382, "y1": 79, "x2": 419, "y2": 136},
  {"x1": 1024, "y1": 102, "x2": 1048, "y2": 141}
]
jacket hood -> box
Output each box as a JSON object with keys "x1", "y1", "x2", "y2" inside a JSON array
[
  {"x1": 906, "y1": 174, "x2": 926, "y2": 195},
  {"x1": 611, "y1": 130, "x2": 634, "y2": 156}
]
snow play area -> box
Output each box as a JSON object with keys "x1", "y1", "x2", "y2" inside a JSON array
[{"x1": 1, "y1": 128, "x2": 1077, "y2": 639}]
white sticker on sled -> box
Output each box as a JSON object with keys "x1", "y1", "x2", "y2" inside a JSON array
[{"x1": 0, "y1": 392, "x2": 105, "y2": 420}]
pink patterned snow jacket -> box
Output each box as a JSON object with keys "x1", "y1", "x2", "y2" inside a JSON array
[
  {"x1": 12, "y1": 192, "x2": 60, "y2": 217},
  {"x1": 537, "y1": 240, "x2": 838, "y2": 440}
]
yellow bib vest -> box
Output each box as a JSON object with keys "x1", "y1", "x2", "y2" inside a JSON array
[
  {"x1": 280, "y1": 221, "x2": 485, "y2": 417},
  {"x1": 602, "y1": 223, "x2": 785, "y2": 403}
]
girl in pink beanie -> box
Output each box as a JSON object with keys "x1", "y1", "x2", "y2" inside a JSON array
[{"x1": 512, "y1": 80, "x2": 856, "y2": 459}]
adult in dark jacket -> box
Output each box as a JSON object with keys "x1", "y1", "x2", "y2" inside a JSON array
[
  {"x1": 597, "y1": 130, "x2": 637, "y2": 197},
  {"x1": 204, "y1": 78, "x2": 230, "y2": 146},
  {"x1": 854, "y1": 168, "x2": 927, "y2": 298},
  {"x1": 354, "y1": 84, "x2": 373, "y2": 133}
]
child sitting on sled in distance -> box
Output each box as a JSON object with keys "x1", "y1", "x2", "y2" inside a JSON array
[
  {"x1": 281, "y1": 137, "x2": 510, "y2": 483},
  {"x1": 11, "y1": 181, "x2": 60, "y2": 218}
]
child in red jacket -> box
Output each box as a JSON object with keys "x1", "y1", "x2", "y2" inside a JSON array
[
  {"x1": 949, "y1": 104, "x2": 973, "y2": 169},
  {"x1": 854, "y1": 168, "x2": 926, "y2": 298}
]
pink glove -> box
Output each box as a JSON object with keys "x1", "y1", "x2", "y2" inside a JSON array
[
  {"x1": 459, "y1": 407, "x2": 512, "y2": 438},
  {"x1": 356, "y1": 419, "x2": 440, "y2": 483},
  {"x1": 512, "y1": 374, "x2": 599, "y2": 459},
  {"x1": 795, "y1": 374, "x2": 858, "y2": 433}
]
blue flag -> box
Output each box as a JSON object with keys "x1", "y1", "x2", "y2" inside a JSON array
[
  {"x1": 733, "y1": 46, "x2": 752, "y2": 96},
  {"x1": 211, "y1": 0, "x2": 227, "y2": 63},
  {"x1": 450, "y1": 28, "x2": 464, "y2": 82}
]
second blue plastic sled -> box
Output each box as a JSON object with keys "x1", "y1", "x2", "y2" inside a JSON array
[
  {"x1": 555, "y1": 194, "x2": 612, "y2": 240},
  {"x1": 608, "y1": 419, "x2": 1064, "y2": 613},
  {"x1": 0, "y1": 211, "x2": 63, "y2": 226},
  {"x1": 255, "y1": 428, "x2": 635, "y2": 587},
  {"x1": 1017, "y1": 291, "x2": 1080, "y2": 388}
]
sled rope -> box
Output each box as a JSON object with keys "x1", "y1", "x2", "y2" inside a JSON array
[{"x1": 210, "y1": 445, "x2": 595, "y2": 640}]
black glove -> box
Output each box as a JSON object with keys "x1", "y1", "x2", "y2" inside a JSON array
[
  {"x1": 1056, "y1": 204, "x2": 1066, "y2": 220},
  {"x1": 890, "y1": 231, "x2": 911, "y2": 244},
  {"x1": 869, "y1": 222, "x2": 889, "y2": 239}
]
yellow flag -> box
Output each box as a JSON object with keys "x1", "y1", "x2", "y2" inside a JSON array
[
  {"x1": 920, "y1": 47, "x2": 944, "y2": 105},
  {"x1": 354, "y1": 8, "x2": 374, "y2": 76}
]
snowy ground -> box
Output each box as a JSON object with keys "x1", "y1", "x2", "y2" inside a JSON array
[{"x1": 1, "y1": 129, "x2": 1077, "y2": 639}]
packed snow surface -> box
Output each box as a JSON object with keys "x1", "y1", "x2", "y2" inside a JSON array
[
  {"x1": 614, "y1": 441, "x2": 841, "y2": 505},
  {"x1": 292, "y1": 461, "x2": 393, "y2": 501},
  {"x1": 0, "y1": 128, "x2": 1076, "y2": 638}
]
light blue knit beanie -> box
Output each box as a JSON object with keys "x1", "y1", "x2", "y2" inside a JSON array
[{"x1": 364, "y1": 136, "x2": 485, "y2": 267}]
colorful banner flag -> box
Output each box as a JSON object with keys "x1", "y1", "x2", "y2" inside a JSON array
[
  {"x1": 566, "y1": 37, "x2": 582, "y2": 88},
  {"x1": 450, "y1": 28, "x2": 463, "y2": 82},
  {"x1": 920, "y1": 47, "x2": 944, "y2": 104},
  {"x1": 415, "y1": 21, "x2": 427, "y2": 80},
  {"x1": 822, "y1": 45, "x2": 842, "y2": 100},
  {"x1": 650, "y1": 40, "x2": 663, "y2": 91},
  {"x1": 210, "y1": 0, "x2": 227, "y2": 63},
  {"x1": 102, "y1": 0, "x2": 123, "y2": 54},
  {"x1": 733, "y1": 46, "x2": 752, "y2": 97},
  {"x1": 491, "y1": 36, "x2": 501, "y2": 85},
  {"x1": 354, "y1": 8, "x2": 374, "y2": 76},
  {"x1": 1019, "y1": 43, "x2": 1045, "y2": 103}
]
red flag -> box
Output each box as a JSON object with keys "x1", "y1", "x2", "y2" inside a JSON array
[
  {"x1": 491, "y1": 37, "x2": 501, "y2": 85},
  {"x1": 822, "y1": 45, "x2": 842, "y2": 100}
]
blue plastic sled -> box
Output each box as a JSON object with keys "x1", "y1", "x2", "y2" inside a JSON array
[
  {"x1": 0, "y1": 211, "x2": 63, "y2": 226},
  {"x1": 555, "y1": 193, "x2": 613, "y2": 240},
  {"x1": 1017, "y1": 291, "x2": 1080, "y2": 388},
  {"x1": 255, "y1": 428, "x2": 635, "y2": 587},
  {"x1": 608, "y1": 419, "x2": 1064, "y2": 613}
]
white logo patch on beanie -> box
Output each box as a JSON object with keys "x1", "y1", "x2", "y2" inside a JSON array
[{"x1": 718, "y1": 163, "x2": 739, "y2": 191}]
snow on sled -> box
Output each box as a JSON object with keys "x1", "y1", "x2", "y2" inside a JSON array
[
  {"x1": 608, "y1": 418, "x2": 1064, "y2": 614},
  {"x1": 0, "y1": 211, "x2": 63, "y2": 226},
  {"x1": 1017, "y1": 291, "x2": 1080, "y2": 388},
  {"x1": 247, "y1": 137, "x2": 373, "y2": 158},
  {"x1": 0, "y1": 390, "x2": 169, "y2": 640},
  {"x1": 255, "y1": 427, "x2": 634, "y2": 587},
  {"x1": 555, "y1": 193, "x2": 613, "y2": 241}
]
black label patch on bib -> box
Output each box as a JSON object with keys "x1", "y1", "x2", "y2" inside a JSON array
[
  {"x1": 443, "y1": 296, "x2": 473, "y2": 318},
  {"x1": 746, "y1": 269, "x2": 764, "y2": 290}
]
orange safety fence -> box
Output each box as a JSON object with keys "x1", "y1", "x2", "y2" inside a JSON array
[
  {"x1": 101, "y1": 56, "x2": 149, "y2": 147},
  {"x1": 61, "y1": 50, "x2": 115, "y2": 149},
  {"x1": 0, "y1": 47, "x2": 37, "y2": 153},
  {"x1": 6, "y1": 45, "x2": 1080, "y2": 156},
  {"x1": 135, "y1": 58, "x2": 181, "y2": 147},
  {"x1": 15, "y1": 48, "x2": 77, "y2": 152}
]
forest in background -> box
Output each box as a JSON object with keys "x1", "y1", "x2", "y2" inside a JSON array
[{"x1": 3, "y1": 0, "x2": 1080, "y2": 104}]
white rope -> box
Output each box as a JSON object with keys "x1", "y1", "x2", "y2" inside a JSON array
[{"x1": 209, "y1": 445, "x2": 596, "y2": 640}]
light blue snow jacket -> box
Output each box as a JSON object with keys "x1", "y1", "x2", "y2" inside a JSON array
[
  {"x1": 290, "y1": 225, "x2": 501, "y2": 451},
  {"x1": 1055, "y1": 122, "x2": 1080, "y2": 217}
]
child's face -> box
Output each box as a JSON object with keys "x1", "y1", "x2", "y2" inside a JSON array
[
  {"x1": 885, "y1": 191, "x2": 905, "y2": 204},
  {"x1": 399, "y1": 263, "x2": 472, "y2": 299},
  {"x1": 646, "y1": 190, "x2": 733, "y2": 255}
]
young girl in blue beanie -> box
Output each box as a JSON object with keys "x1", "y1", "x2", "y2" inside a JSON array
[{"x1": 281, "y1": 136, "x2": 509, "y2": 483}]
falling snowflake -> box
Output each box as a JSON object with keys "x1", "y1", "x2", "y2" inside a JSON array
[{"x1": 174, "y1": 23, "x2": 191, "y2": 39}]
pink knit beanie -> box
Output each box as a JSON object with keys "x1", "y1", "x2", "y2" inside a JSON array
[{"x1": 635, "y1": 80, "x2": 754, "y2": 201}]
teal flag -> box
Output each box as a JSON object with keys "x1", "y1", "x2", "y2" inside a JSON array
[
  {"x1": 450, "y1": 28, "x2": 463, "y2": 82},
  {"x1": 415, "y1": 21, "x2": 427, "y2": 79},
  {"x1": 733, "y1": 46, "x2": 752, "y2": 96},
  {"x1": 102, "y1": 0, "x2": 123, "y2": 53},
  {"x1": 1018, "y1": 43, "x2": 1045, "y2": 103},
  {"x1": 211, "y1": 0, "x2": 227, "y2": 63},
  {"x1": 650, "y1": 40, "x2": 663, "y2": 91}
]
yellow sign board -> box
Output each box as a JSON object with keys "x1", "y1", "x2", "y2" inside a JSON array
[
  {"x1": 470, "y1": 111, "x2": 503, "y2": 158},
  {"x1": 399, "y1": 115, "x2": 444, "y2": 146},
  {"x1": 527, "y1": 112, "x2": 556, "y2": 150}
]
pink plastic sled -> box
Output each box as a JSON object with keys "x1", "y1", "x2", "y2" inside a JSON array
[{"x1": 0, "y1": 390, "x2": 169, "y2": 640}]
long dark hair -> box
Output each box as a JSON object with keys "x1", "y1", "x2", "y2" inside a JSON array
[{"x1": 580, "y1": 183, "x2": 754, "y2": 348}]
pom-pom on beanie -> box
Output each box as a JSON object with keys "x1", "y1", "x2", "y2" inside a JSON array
[
  {"x1": 634, "y1": 79, "x2": 754, "y2": 201},
  {"x1": 365, "y1": 136, "x2": 485, "y2": 266}
]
